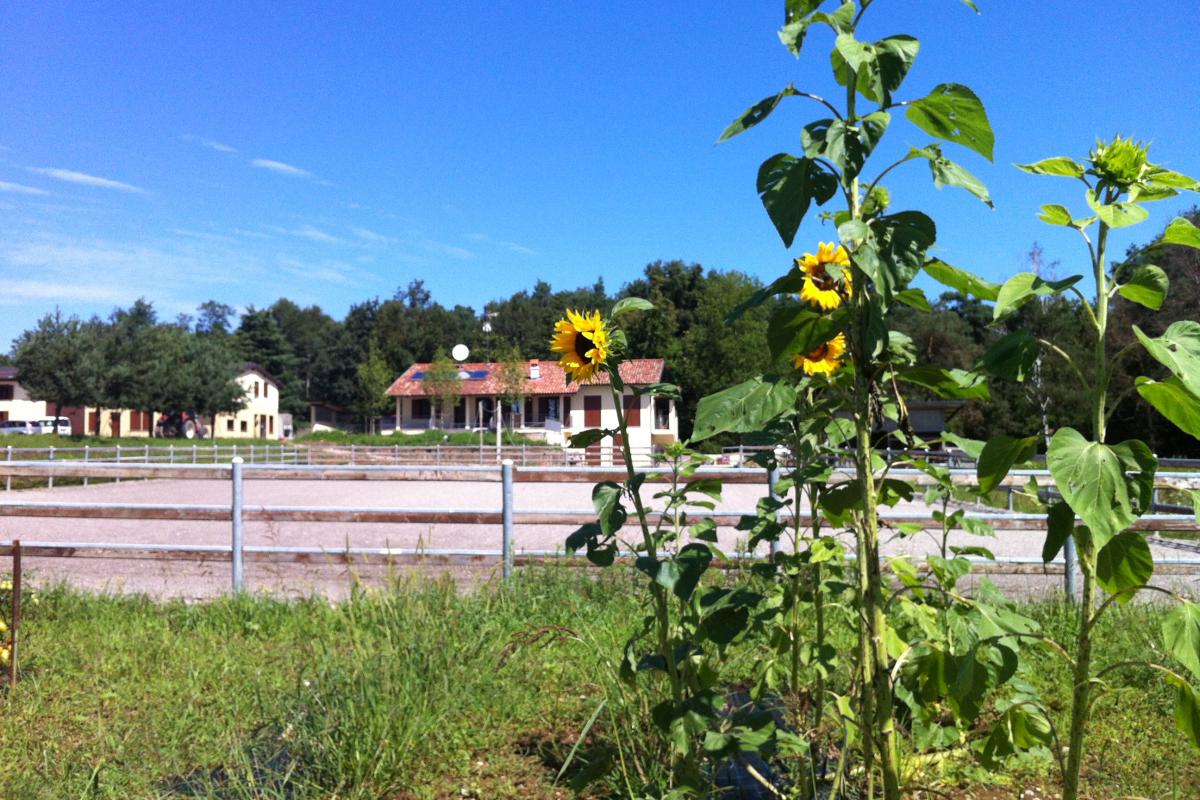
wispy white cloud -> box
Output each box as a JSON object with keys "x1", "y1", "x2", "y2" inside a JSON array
[
  {"x1": 351, "y1": 226, "x2": 393, "y2": 244},
  {"x1": 170, "y1": 228, "x2": 239, "y2": 244},
  {"x1": 182, "y1": 134, "x2": 238, "y2": 154},
  {"x1": 26, "y1": 167, "x2": 146, "y2": 194},
  {"x1": 251, "y1": 158, "x2": 329, "y2": 185},
  {"x1": 420, "y1": 239, "x2": 474, "y2": 260},
  {"x1": 466, "y1": 232, "x2": 538, "y2": 256},
  {"x1": 0, "y1": 279, "x2": 128, "y2": 305},
  {"x1": 0, "y1": 180, "x2": 50, "y2": 196},
  {"x1": 266, "y1": 224, "x2": 343, "y2": 244}
]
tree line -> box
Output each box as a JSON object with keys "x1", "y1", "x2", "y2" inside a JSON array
[{"x1": 8, "y1": 208, "x2": 1198, "y2": 453}]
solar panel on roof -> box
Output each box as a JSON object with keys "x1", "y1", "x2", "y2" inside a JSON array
[{"x1": 410, "y1": 369, "x2": 489, "y2": 380}]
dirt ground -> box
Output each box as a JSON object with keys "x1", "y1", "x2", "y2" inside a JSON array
[{"x1": 0, "y1": 476, "x2": 1194, "y2": 600}]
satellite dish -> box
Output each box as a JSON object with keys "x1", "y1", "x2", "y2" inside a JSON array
[{"x1": 451, "y1": 343, "x2": 469, "y2": 362}]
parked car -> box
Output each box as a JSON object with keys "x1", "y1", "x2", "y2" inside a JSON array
[
  {"x1": 0, "y1": 420, "x2": 35, "y2": 435},
  {"x1": 36, "y1": 417, "x2": 73, "y2": 435}
]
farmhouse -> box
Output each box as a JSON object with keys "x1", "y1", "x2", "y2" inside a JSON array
[
  {"x1": 213, "y1": 364, "x2": 283, "y2": 439},
  {"x1": 0, "y1": 366, "x2": 48, "y2": 423},
  {"x1": 0, "y1": 364, "x2": 282, "y2": 439},
  {"x1": 386, "y1": 358, "x2": 679, "y2": 455}
]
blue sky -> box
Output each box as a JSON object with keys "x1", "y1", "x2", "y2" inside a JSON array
[{"x1": 1, "y1": 1, "x2": 1198, "y2": 349}]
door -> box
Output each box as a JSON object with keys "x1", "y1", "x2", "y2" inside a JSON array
[
  {"x1": 584, "y1": 395, "x2": 601, "y2": 426},
  {"x1": 110, "y1": 411, "x2": 121, "y2": 437}
]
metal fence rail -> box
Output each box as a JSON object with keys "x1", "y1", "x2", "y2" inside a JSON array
[{"x1": 0, "y1": 459, "x2": 1198, "y2": 596}]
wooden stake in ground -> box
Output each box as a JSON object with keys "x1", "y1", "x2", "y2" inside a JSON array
[{"x1": 9, "y1": 539, "x2": 19, "y2": 689}]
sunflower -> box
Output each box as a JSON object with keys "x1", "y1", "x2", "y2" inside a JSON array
[
  {"x1": 550, "y1": 309, "x2": 610, "y2": 382},
  {"x1": 797, "y1": 241, "x2": 853, "y2": 311},
  {"x1": 793, "y1": 333, "x2": 846, "y2": 376}
]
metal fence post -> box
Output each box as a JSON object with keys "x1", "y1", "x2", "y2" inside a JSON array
[
  {"x1": 436, "y1": 444, "x2": 441, "y2": 467},
  {"x1": 350, "y1": 444, "x2": 356, "y2": 466},
  {"x1": 115, "y1": 445, "x2": 121, "y2": 484},
  {"x1": 5, "y1": 446, "x2": 10, "y2": 493},
  {"x1": 502, "y1": 459, "x2": 514, "y2": 579},
  {"x1": 192, "y1": 444, "x2": 198, "y2": 464},
  {"x1": 213, "y1": 442, "x2": 217, "y2": 464},
  {"x1": 83, "y1": 445, "x2": 89, "y2": 487},
  {"x1": 169, "y1": 444, "x2": 175, "y2": 464},
  {"x1": 250, "y1": 444, "x2": 255, "y2": 464},
  {"x1": 1063, "y1": 535, "x2": 1078, "y2": 603},
  {"x1": 522, "y1": 443, "x2": 527, "y2": 466},
  {"x1": 144, "y1": 444, "x2": 150, "y2": 464},
  {"x1": 47, "y1": 446, "x2": 55, "y2": 490},
  {"x1": 231, "y1": 457, "x2": 245, "y2": 593},
  {"x1": 767, "y1": 465, "x2": 782, "y2": 558}
]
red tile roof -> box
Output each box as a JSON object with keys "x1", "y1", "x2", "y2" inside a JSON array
[{"x1": 386, "y1": 358, "x2": 665, "y2": 397}]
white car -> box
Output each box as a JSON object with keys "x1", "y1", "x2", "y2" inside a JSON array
[
  {"x1": 36, "y1": 417, "x2": 72, "y2": 435},
  {"x1": 0, "y1": 420, "x2": 35, "y2": 435}
]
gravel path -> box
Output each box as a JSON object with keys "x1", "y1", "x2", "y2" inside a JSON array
[{"x1": 1, "y1": 477, "x2": 1194, "y2": 600}]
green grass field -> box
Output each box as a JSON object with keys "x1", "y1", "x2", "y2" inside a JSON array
[{"x1": 1, "y1": 568, "x2": 1196, "y2": 799}]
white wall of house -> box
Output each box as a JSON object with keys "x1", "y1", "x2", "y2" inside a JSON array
[
  {"x1": 215, "y1": 371, "x2": 281, "y2": 439},
  {"x1": 0, "y1": 379, "x2": 48, "y2": 423}
]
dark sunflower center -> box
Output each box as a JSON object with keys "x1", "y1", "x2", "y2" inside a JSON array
[
  {"x1": 809, "y1": 342, "x2": 829, "y2": 360},
  {"x1": 574, "y1": 330, "x2": 593, "y2": 361},
  {"x1": 811, "y1": 265, "x2": 835, "y2": 290}
]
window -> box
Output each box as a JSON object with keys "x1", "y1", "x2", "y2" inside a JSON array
[
  {"x1": 0, "y1": 385, "x2": 13, "y2": 401},
  {"x1": 584, "y1": 395, "x2": 601, "y2": 426},
  {"x1": 623, "y1": 395, "x2": 640, "y2": 427},
  {"x1": 412, "y1": 398, "x2": 431, "y2": 419},
  {"x1": 227, "y1": 419, "x2": 235, "y2": 432},
  {"x1": 563, "y1": 397, "x2": 571, "y2": 421},
  {"x1": 240, "y1": 420, "x2": 248, "y2": 433},
  {"x1": 0, "y1": 411, "x2": 7, "y2": 422},
  {"x1": 269, "y1": 416, "x2": 274, "y2": 435},
  {"x1": 264, "y1": 383, "x2": 269, "y2": 398},
  {"x1": 654, "y1": 397, "x2": 670, "y2": 430},
  {"x1": 254, "y1": 382, "x2": 260, "y2": 398}
]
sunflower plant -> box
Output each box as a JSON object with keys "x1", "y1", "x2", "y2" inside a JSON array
[
  {"x1": 696, "y1": 1, "x2": 1045, "y2": 796},
  {"x1": 973, "y1": 138, "x2": 1200, "y2": 800},
  {"x1": 556, "y1": 299, "x2": 800, "y2": 794}
]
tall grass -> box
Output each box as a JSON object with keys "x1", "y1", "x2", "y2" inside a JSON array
[{"x1": 0, "y1": 571, "x2": 1196, "y2": 799}]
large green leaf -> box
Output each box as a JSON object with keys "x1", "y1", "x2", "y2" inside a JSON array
[
  {"x1": 757, "y1": 154, "x2": 838, "y2": 248},
  {"x1": 909, "y1": 144, "x2": 993, "y2": 207},
  {"x1": 1134, "y1": 321, "x2": 1200, "y2": 396},
  {"x1": 1136, "y1": 377, "x2": 1200, "y2": 440},
  {"x1": 1043, "y1": 502, "x2": 1075, "y2": 563},
  {"x1": 768, "y1": 306, "x2": 840, "y2": 361},
  {"x1": 719, "y1": 85, "x2": 798, "y2": 142},
  {"x1": 833, "y1": 34, "x2": 920, "y2": 106},
  {"x1": 980, "y1": 330, "x2": 1038, "y2": 382},
  {"x1": 1164, "y1": 603, "x2": 1200, "y2": 683},
  {"x1": 1086, "y1": 189, "x2": 1149, "y2": 229},
  {"x1": 993, "y1": 271, "x2": 1082, "y2": 320},
  {"x1": 592, "y1": 481, "x2": 626, "y2": 536},
  {"x1": 853, "y1": 211, "x2": 937, "y2": 304},
  {"x1": 1117, "y1": 264, "x2": 1168, "y2": 310},
  {"x1": 1046, "y1": 428, "x2": 1156, "y2": 551},
  {"x1": 1163, "y1": 217, "x2": 1200, "y2": 250},
  {"x1": 906, "y1": 83, "x2": 994, "y2": 162},
  {"x1": 978, "y1": 435, "x2": 1038, "y2": 493},
  {"x1": 1173, "y1": 681, "x2": 1200, "y2": 751},
  {"x1": 1015, "y1": 156, "x2": 1085, "y2": 178},
  {"x1": 804, "y1": 112, "x2": 891, "y2": 180},
  {"x1": 898, "y1": 365, "x2": 989, "y2": 400},
  {"x1": 692, "y1": 376, "x2": 798, "y2": 442},
  {"x1": 923, "y1": 260, "x2": 1000, "y2": 301},
  {"x1": 1038, "y1": 204, "x2": 1072, "y2": 226},
  {"x1": 726, "y1": 268, "x2": 806, "y2": 322},
  {"x1": 1096, "y1": 531, "x2": 1154, "y2": 601},
  {"x1": 610, "y1": 297, "x2": 654, "y2": 317}
]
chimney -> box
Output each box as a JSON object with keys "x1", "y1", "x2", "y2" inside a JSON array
[{"x1": 529, "y1": 359, "x2": 541, "y2": 380}]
